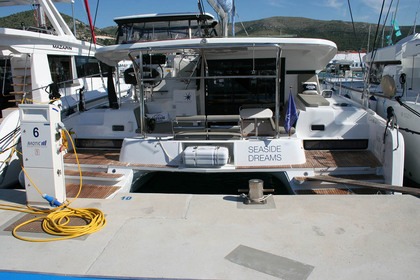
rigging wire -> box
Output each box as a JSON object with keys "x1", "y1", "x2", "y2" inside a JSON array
[
  {"x1": 366, "y1": 0, "x2": 387, "y2": 90},
  {"x1": 234, "y1": 11, "x2": 249, "y2": 36},
  {"x1": 347, "y1": 0, "x2": 365, "y2": 76},
  {"x1": 198, "y1": 0, "x2": 206, "y2": 15},
  {"x1": 381, "y1": 0, "x2": 394, "y2": 47},
  {"x1": 370, "y1": 0, "x2": 386, "y2": 58},
  {"x1": 395, "y1": 96, "x2": 420, "y2": 118},
  {"x1": 410, "y1": 0, "x2": 420, "y2": 34},
  {"x1": 392, "y1": 0, "x2": 401, "y2": 25},
  {"x1": 92, "y1": 0, "x2": 100, "y2": 42},
  {"x1": 92, "y1": 0, "x2": 107, "y2": 91}
]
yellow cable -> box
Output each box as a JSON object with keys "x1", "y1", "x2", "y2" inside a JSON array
[
  {"x1": 63, "y1": 128, "x2": 84, "y2": 204},
  {"x1": 11, "y1": 207, "x2": 106, "y2": 242},
  {"x1": 0, "y1": 127, "x2": 107, "y2": 242}
]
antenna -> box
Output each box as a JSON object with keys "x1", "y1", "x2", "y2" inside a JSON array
[
  {"x1": 198, "y1": 0, "x2": 205, "y2": 15},
  {"x1": 413, "y1": 0, "x2": 420, "y2": 34}
]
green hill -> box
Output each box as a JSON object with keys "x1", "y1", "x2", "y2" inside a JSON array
[
  {"x1": 234, "y1": 16, "x2": 417, "y2": 51},
  {"x1": 1, "y1": 10, "x2": 417, "y2": 51},
  {"x1": 0, "y1": 10, "x2": 113, "y2": 45}
]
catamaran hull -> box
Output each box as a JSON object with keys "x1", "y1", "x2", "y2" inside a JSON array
[{"x1": 0, "y1": 109, "x2": 21, "y2": 188}]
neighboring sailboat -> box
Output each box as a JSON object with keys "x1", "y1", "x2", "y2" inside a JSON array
[
  {"x1": 0, "y1": 0, "x2": 131, "y2": 189},
  {"x1": 330, "y1": 33, "x2": 420, "y2": 185}
]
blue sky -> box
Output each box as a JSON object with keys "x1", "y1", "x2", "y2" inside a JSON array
[{"x1": 1, "y1": 0, "x2": 419, "y2": 28}]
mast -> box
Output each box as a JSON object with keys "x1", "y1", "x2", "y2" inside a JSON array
[
  {"x1": 413, "y1": 0, "x2": 420, "y2": 34},
  {"x1": 83, "y1": 0, "x2": 97, "y2": 44},
  {"x1": 35, "y1": 3, "x2": 47, "y2": 28},
  {"x1": 39, "y1": 0, "x2": 74, "y2": 37},
  {"x1": 72, "y1": 0, "x2": 76, "y2": 35}
]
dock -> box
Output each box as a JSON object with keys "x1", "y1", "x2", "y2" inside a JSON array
[{"x1": 0, "y1": 190, "x2": 419, "y2": 279}]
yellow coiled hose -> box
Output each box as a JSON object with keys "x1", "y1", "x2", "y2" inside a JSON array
[{"x1": 0, "y1": 128, "x2": 107, "y2": 242}]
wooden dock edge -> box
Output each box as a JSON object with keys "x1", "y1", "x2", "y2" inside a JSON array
[{"x1": 295, "y1": 175, "x2": 420, "y2": 196}]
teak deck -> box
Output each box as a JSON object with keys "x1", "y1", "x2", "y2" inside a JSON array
[{"x1": 64, "y1": 149, "x2": 382, "y2": 169}]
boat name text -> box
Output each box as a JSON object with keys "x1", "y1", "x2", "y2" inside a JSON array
[
  {"x1": 248, "y1": 145, "x2": 282, "y2": 162},
  {"x1": 52, "y1": 44, "x2": 72, "y2": 50}
]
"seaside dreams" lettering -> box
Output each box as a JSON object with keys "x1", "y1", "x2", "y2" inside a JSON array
[{"x1": 247, "y1": 145, "x2": 282, "y2": 162}]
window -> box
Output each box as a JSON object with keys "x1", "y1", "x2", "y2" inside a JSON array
[
  {"x1": 75, "y1": 56, "x2": 108, "y2": 78},
  {"x1": 48, "y1": 55, "x2": 72, "y2": 86},
  {"x1": 0, "y1": 59, "x2": 13, "y2": 95},
  {"x1": 206, "y1": 58, "x2": 276, "y2": 115}
]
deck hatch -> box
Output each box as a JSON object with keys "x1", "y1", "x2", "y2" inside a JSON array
[
  {"x1": 112, "y1": 125, "x2": 125, "y2": 131},
  {"x1": 304, "y1": 139, "x2": 368, "y2": 150},
  {"x1": 311, "y1": 124, "x2": 325, "y2": 131},
  {"x1": 75, "y1": 139, "x2": 123, "y2": 149}
]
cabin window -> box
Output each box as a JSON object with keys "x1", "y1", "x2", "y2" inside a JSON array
[
  {"x1": 48, "y1": 55, "x2": 72, "y2": 87},
  {"x1": 205, "y1": 58, "x2": 277, "y2": 115},
  {"x1": 75, "y1": 56, "x2": 108, "y2": 78},
  {"x1": 0, "y1": 59, "x2": 13, "y2": 95},
  {"x1": 117, "y1": 19, "x2": 217, "y2": 43},
  {"x1": 118, "y1": 22, "x2": 194, "y2": 42}
]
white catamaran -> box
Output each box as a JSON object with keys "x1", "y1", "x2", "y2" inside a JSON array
[{"x1": 60, "y1": 4, "x2": 405, "y2": 196}]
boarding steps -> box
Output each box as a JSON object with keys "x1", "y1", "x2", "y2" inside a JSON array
[
  {"x1": 63, "y1": 164, "x2": 134, "y2": 199},
  {"x1": 9, "y1": 56, "x2": 32, "y2": 104}
]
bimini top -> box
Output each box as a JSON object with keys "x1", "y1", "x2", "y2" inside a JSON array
[
  {"x1": 114, "y1": 12, "x2": 218, "y2": 43},
  {"x1": 114, "y1": 12, "x2": 216, "y2": 25},
  {"x1": 96, "y1": 36, "x2": 337, "y2": 71}
]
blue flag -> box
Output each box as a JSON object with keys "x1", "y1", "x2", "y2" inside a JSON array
[{"x1": 284, "y1": 89, "x2": 298, "y2": 134}]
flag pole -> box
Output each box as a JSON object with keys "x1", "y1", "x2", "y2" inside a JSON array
[
  {"x1": 289, "y1": 86, "x2": 292, "y2": 137},
  {"x1": 275, "y1": 45, "x2": 282, "y2": 138},
  {"x1": 284, "y1": 86, "x2": 298, "y2": 137}
]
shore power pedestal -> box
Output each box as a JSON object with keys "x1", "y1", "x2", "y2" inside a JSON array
[{"x1": 19, "y1": 104, "x2": 66, "y2": 206}]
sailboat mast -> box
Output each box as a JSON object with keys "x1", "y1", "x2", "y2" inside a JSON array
[
  {"x1": 35, "y1": 3, "x2": 47, "y2": 28},
  {"x1": 83, "y1": 0, "x2": 96, "y2": 44},
  {"x1": 72, "y1": 1, "x2": 76, "y2": 35},
  {"x1": 413, "y1": 0, "x2": 420, "y2": 34}
]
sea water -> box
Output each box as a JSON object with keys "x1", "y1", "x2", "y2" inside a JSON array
[{"x1": 131, "y1": 171, "x2": 291, "y2": 195}]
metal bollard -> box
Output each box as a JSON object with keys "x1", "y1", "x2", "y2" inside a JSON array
[{"x1": 248, "y1": 179, "x2": 264, "y2": 202}]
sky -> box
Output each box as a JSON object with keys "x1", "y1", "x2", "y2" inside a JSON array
[{"x1": 0, "y1": 0, "x2": 419, "y2": 28}]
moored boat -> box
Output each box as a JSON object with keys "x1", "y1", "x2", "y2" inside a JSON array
[
  {"x1": 62, "y1": 6, "x2": 406, "y2": 196},
  {"x1": 330, "y1": 33, "x2": 420, "y2": 185},
  {"x1": 0, "y1": 0, "x2": 132, "y2": 190}
]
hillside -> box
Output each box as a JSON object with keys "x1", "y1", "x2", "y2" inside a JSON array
[
  {"x1": 0, "y1": 10, "x2": 114, "y2": 45},
  {"x1": 1, "y1": 10, "x2": 417, "y2": 51},
  {"x1": 234, "y1": 16, "x2": 417, "y2": 51}
]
